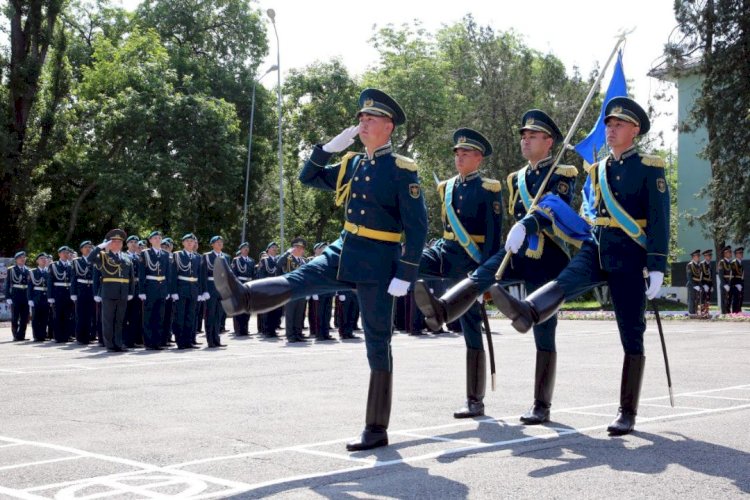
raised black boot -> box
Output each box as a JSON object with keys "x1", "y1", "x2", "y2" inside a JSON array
[
  {"x1": 454, "y1": 348, "x2": 486, "y2": 418},
  {"x1": 489, "y1": 282, "x2": 565, "y2": 333},
  {"x1": 347, "y1": 371, "x2": 392, "y2": 451},
  {"x1": 414, "y1": 278, "x2": 482, "y2": 332},
  {"x1": 520, "y1": 351, "x2": 557, "y2": 424},
  {"x1": 213, "y1": 258, "x2": 292, "y2": 316},
  {"x1": 608, "y1": 354, "x2": 646, "y2": 435}
]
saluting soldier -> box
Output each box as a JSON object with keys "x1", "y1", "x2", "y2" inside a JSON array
[
  {"x1": 214, "y1": 88, "x2": 428, "y2": 451},
  {"x1": 718, "y1": 245, "x2": 733, "y2": 314},
  {"x1": 700, "y1": 249, "x2": 714, "y2": 316},
  {"x1": 70, "y1": 241, "x2": 96, "y2": 345},
  {"x1": 124, "y1": 235, "x2": 144, "y2": 347},
  {"x1": 5, "y1": 251, "x2": 31, "y2": 341},
  {"x1": 416, "y1": 112, "x2": 577, "y2": 424},
  {"x1": 202, "y1": 235, "x2": 230, "y2": 348},
  {"x1": 278, "y1": 238, "x2": 308, "y2": 343},
  {"x1": 230, "y1": 242, "x2": 256, "y2": 336},
  {"x1": 139, "y1": 231, "x2": 171, "y2": 350},
  {"x1": 489, "y1": 97, "x2": 670, "y2": 436},
  {"x1": 28, "y1": 253, "x2": 51, "y2": 342},
  {"x1": 88, "y1": 229, "x2": 136, "y2": 352},
  {"x1": 160, "y1": 237, "x2": 177, "y2": 346},
  {"x1": 257, "y1": 242, "x2": 282, "y2": 337},
  {"x1": 171, "y1": 234, "x2": 204, "y2": 349},
  {"x1": 412, "y1": 127, "x2": 501, "y2": 417},
  {"x1": 730, "y1": 247, "x2": 745, "y2": 313},
  {"x1": 686, "y1": 249, "x2": 703, "y2": 315},
  {"x1": 47, "y1": 246, "x2": 75, "y2": 343}
]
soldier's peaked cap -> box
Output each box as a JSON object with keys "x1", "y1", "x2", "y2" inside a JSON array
[
  {"x1": 453, "y1": 128, "x2": 493, "y2": 157},
  {"x1": 604, "y1": 97, "x2": 650, "y2": 136},
  {"x1": 357, "y1": 88, "x2": 406, "y2": 126},
  {"x1": 519, "y1": 110, "x2": 563, "y2": 143},
  {"x1": 105, "y1": 228, "x2": 127, "y2": 241}
]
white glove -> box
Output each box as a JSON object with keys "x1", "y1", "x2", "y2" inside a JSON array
[
  {"x1": 477, "y1": 294, "x2": 484, "y2": 305},
  {"x1": 322, "y1": 125, "x2": 360, "y2": 153},
  {"x1": 70, "y1": 295, "x2": 77, "y2": 302},
  {"x1": 645, "y1": 271, "x2": 664, "y2": 299},
  {"x1": 127, "y1": 295, "x2": 133, "y2": 301},
  {"x1": 339, "y1": 294, "x2": 346, "y2": 301},
  {"x1": 94, "y1": 296, "x2": 102, "y2": 303},
  {"x1": 736, "y1": 284, "x2": 743, "y2": 291},
  {"x1": 201, "y1": 292, "x2": 210, "y2": 301},
  {"x1": 139, "y1": 294, "x2": 146, "y2": 301},
  {"x1": 505, "y1": 223, "x2": 526, "y2": 254},
  {"x1": 97, "y1": 240, "x2": 111, "y2": 250},
  {"x1": 387, "y1": 278, "x2": 410, "y2": 297},
  {"x1": 693, "y1": 286, "x2": 701, "y2": 291},
  {"x1": 703, "y1": 285, "x2": 709, "y2": 292},
  {"x1": 312, "y1": 295, "x2": 319, "y2": 300},
  {"x1": 5, "y1": 299, "x2": 11, "y2": 305},
  {"x1": 723, "y1": 284, "x2": 730, "y2": 292},
  {"x1": 196, "y1": 295, "x2": 204, "y2": 302},
  {"x1": 48, "y1": 298, "x2": 55, "y2": 304},
  {"x1": 171, "y1": 294, "x2": 179, "y2": 301},
  {"x1": 28, "y1": 300, "x2": 34, "y2": 308}
]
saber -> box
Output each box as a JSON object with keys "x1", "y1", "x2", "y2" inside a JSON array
[
  {"x1": 479, "y1": 300, "x2": 497, "y2": 391},
  {"x1": 496, "y1": 29, "x2": 633, "y2": 280},
  {"x1": 644, "y1": 269, "x2": 674, "y2": 407}
]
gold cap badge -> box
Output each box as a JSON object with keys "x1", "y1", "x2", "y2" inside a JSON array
[
  {"x1": 364, "y1": 98, "x2": 374, "y2": 107},
  {"x1": 525, "y1": 118, "x2": 535, "y2": 126},
  {"x1": 612, "y1": 106, "x2": 623, "y2": 114},
  {"x1": 457, "y1": 136, "x2": 467, "y2": 143}
]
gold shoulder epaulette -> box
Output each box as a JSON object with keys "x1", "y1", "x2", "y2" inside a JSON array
[
  {"x1": 394, "y1": 154, "x2": 418, "y2": 172},
  {"x1": 481, "y1": 178, "x2": 501, "y2": 192},
  {"x1": 640, "y1": 153, "x2": 665, "y2": 168},
  {"x1": 437, "y1": 179, "x2": 447, "y2": 195},
  {"x1": 583, "y1": 161, "x2": 596, "y2": 173},
  {"x1": 506, "y1": 171, "x2": 517, "y2": 190},
  {"x1": 555, "y1": 164, "x2": 578, "y2": 177}
]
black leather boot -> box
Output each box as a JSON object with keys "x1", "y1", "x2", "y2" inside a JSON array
[
  {"x1": 414, "y1": 278, "x2": 481, "y2": 332},
  {"x1": 489, "y1": 282, "x2": 565, "y2": 333},
  {"x1": 347, "y1": 371, "x2": 392, "y2": 451},
  {"x1": 454, "y1": 348, "x2": 486, "y2": 418},
  {"x1": 608, "y1": 354, "x2": 646, "y2": 435},
  {"x1": 213, "y1": 258, "x2": 291, "y2": 316},
  {"x1": 520, "y1": 351, "x2": 557, "y2": 424}
]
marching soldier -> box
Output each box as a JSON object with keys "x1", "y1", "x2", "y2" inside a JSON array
[
  {"x1": 70, "y1": 241, "x2": 96, "y2": 344},
  {"x1": 257, "y1": 242, "x2": 282, "y2": 337},
  {"x1": 230, "y1": 242, "x2": 256, "y2": 336},
  {"x1": 160, "y1": 237, "x2": 177, "y2": 346},
  {"x1": 214, "y1": 88, "x2": 428, "y2": 450},
  {"x1": 718, "y1": 245, "x2": 733, "y2": 314},
  {"x1": 139, "y1": 231, "x2": 171, "y2": 350},
  {"x1": 47, "y1": 246, "x2": 75, "y2": 343},
  {"x1": 416, "y1": 113, "x2": 577, "y2": 423},
  {"x1": 124, "y1": 235, "x2": 144, "y2": 347},
  {"x1": 28, "y1": 253, "x2": 51, "y2": 342},
  {"x1": 413, "y1": 127, "x2": 502, "y2": 417},
  {"x1": 686, "y1": 249, "x2": 703, "y2": 315},
  {"x1": 5, "y1": 251, "x2": 31, "y2": 341},
  {"x1": 88, "y1": 229, "x2": 136, "y2": 352},
  {"x1": 278, "y1": 238, "x2": 308, "y2": 343},
  {"x1": 700, "y1": 249, "x2": 714, "y2": 316},
  {"x1": 730, "y1": 247, "x2": 745, "y2": 313},
  {"x1": 171, "y1": 234, "x2": 204, "y2": 349},
  {"x1": 488, "y1": 97, "x2": 670, "y2": 436},
  {"x1": 202, "y1": 235, "x2": 229, "y2": 348}
]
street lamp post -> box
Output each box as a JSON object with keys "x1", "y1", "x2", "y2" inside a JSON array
[
  {"x1": 241, "y1": 64, "x2": 278, "y2": 245},
  {"x1": 267, "y1": 8, "x2": 284, "y2": 249}
]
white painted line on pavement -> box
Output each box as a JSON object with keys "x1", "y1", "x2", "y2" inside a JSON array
[
  {"x1": 0, "y1": 455, "x2": 81, "y2": 471},
  {"x1": 684, "y1": 394, "x2": 750, "y2": 402},
  {"x1": 640, "y1": 403, "x2": 710, "y2": 411},
  {"x1": 0, "y1": 443, "x2": 24, "y2": 449},
  {"x1": 559, "y1": 410, "x2": 618, "y2": 418},
  {"x1": 292, "y1": 447, "x2": 375, "y2": 465}
]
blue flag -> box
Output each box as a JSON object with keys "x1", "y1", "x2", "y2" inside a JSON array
[{"x1": 573, "y1": 51, "x2": 628, "y2": 165}]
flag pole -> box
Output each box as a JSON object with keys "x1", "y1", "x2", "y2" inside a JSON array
[{"x1": 495, "y1": 28, "x2": 633, "y2": 281}]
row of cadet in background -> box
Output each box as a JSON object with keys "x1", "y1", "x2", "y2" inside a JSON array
[{"x1": 684, "y1": 246, "x2": 745, "y2": 316}]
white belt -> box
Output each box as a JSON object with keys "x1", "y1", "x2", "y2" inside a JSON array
[
  {"x1": 12, "y1": 284, "x2": 26, "y2": 289},
  {"x1": 146, "y1": 275, "x2": 166, "y2": 281},
  {"x1": 34, "y1": 286, "x2": 47, "y2": 291},
  {"x1": 178, "y1": 276, "x2": 198, "y2": 282},
  {"x1": 77, "y1": 279, "x2": 93, "y2": 285},
  {"x1": 53, "y1": 282, "x2": 70, "y2": 287},
  {"x1": 208, "y1": 277, "x2": 215, "y2": 281},
  {"x1": 238, "y1": 277, "x2": 251, "y2": 281}
]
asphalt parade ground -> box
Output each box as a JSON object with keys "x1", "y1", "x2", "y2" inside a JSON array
[{"x1": 0, "y1": 318, "x2": 748, "y2": 499}]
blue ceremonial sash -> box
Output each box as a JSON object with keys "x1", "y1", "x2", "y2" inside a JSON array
[
  {"x1": 517, "y1": 167, "x2": 573, "y2": 257},
  {"x1": 445, "y1": 176, "x2": 483, "y2": 263},
  {"x1": 597, "y1": 159, "x2": 647, "y2": 248}
]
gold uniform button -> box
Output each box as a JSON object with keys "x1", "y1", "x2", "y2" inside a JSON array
[
  {"x1": 362, "y1": 194, "x2": 367, "y2": 199},
  {"x1": 601, "y1": 209, "x2": 607, "y2": 214},
  {"x1": 365, "y1": 176, "x2": 371, "y2": 181},
  {"x1": 370, "y1": 160, "x2": 375, "y2": 165},
  {"x1": 536, "y1": 171, "x2": 540, "y2": 175},
  {"x1": 619, "y1": 160, "x2": 624, "y2": 165},
  {"x1": 354, "y1": 176, "x2": 359, "y2": 181},
  {"x1": 457, "y1": 209, "x2": 461, "y2": 214},
  {"x1": 360, "y1": 209, "x2": 365, "y2": 215},
  {"x1": 614, "y1": 192, "x2": 619, "y2": 197},
  {"x1": 459, "y1": 195, "x2": 463, "y2": 200},
  {"x1": 347, "y1": 209, "x2": 352, "y2": 214},
  {"x1": 352, "y1": 193, "x2": 357, "y2": 198},
  {"x1": 616, "y1": 176, "x2": 621, "y2": 180}
]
